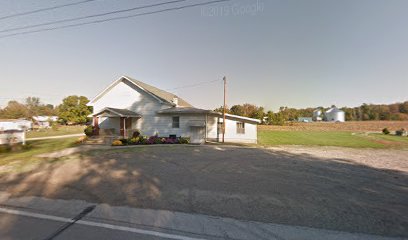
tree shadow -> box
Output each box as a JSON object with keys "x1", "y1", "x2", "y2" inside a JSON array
[{"x1": 0, "y1": 145, "x2": 407, "y2": 238}]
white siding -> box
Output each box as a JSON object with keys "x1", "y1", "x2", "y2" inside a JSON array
[
  {"x1": 91, "y1": 79, "x2": 258, "y2": 143},
  {"x1": 205, "y1": 116, "x2": 258, "y2": 143},
  {"x1": 223, "y1": 118, "x2": 257, "y2": 143},
  {"x1": 92, "y1": 79, "x2": 207, "y2": 138}
]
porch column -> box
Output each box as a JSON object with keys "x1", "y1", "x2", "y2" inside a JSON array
[
  {"x1": 93, "y1": 117, "x2": 99, "y2": 136},
  {"x1": 123, "y1": 117, "x2": 127, "y2": 138}
]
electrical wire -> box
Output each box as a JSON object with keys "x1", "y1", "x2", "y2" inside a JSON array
[
  {"x1": 0, "y1": 0, "x2": 188, "y2": 33},
  {"x1": 0, "y1": 0, "x2": 230, "y2": 39},
  {"x1": 0, "y1": 0, "x2": 98, "y2": 21},
  {"x1": 165, "y1": 79, "x2": 222, "y2": 91}
]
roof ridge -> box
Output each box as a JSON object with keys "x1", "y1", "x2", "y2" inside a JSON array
[{"x1": 123, "y1": 76, "x2": 193, "y2": 107}]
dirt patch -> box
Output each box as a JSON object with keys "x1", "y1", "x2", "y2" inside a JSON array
[
  {"x1": 0, "y1": 145, "x2": 407, "y2": 237},
  {"x1": 259, "y1": 121, "x2": 408, "y2": 132}
]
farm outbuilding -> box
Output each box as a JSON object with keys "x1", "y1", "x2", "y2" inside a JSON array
[
  {"x1": 325, "y1": 107, "x2": 345, "y2": 122},
  {"x1": 0, "y1": 119, "x2": 32, "y2": 131}
]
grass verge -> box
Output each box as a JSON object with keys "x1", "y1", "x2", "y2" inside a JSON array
[
  {"x1": 0, "y1": 137, "x2": 78, "y2": 172},
  {"x1": 27, "y1": 125, "x2": 85, "y2": 138}
]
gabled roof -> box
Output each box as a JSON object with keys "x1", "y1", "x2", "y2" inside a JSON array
[
  {"x1": 93, "y1": 107, "x2": 141, "y2": 117},
  {"x1": 89, "y1": 76, "x2": 193, "y2": 107}
]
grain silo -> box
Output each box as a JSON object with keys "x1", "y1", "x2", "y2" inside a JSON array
[
  {"x1": 313, "y1": 109, "x2": 322, "y2": 121},
  {"x1": 325, "y1": 107, "x2": 345, "y2": 122}
]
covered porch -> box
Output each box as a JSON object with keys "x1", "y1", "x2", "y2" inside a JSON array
[{"x1": 92, "y1": 107, "x2": 141, "y2": 138}]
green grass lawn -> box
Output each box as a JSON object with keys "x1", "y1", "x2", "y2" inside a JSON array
[
  {"x1": 258, "y1": 130, "x2": 396, "y2": 148},
  {"x1": 0, "y1": 137, "x2": 78, "y2": 171},
  {"x1": 27, "y1": 125, "x2": 85, "y2": 138},
  {"x1": 367, "y1": 133, "x2": 408, "y2": 144}
]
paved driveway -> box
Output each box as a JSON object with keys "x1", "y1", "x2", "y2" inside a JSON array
[{"x1": 0, "y1": 145, "x2": 407, "y2": 238}]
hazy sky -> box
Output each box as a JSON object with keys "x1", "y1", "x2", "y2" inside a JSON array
[{"x1": 0, "y1": 0, "x2": 407, "y2": 111}]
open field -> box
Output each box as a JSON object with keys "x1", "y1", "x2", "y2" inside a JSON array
[
  {"x1": 259, "y1": 121, "x2": 408, "y2": 132},
  {"x1": 26, "y1": 125, "x2": 85, "y2": 138},
  {"x1": 258, "y1": 131, "x2": 408, "y2": 148},
  {"x1": 258, "y1": 121, "x2": 408, "y2": 148},
  {"x1": 0, "y1": 145, "x2": 407, "y2": 237}
]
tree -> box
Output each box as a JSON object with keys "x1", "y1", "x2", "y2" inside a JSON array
[
  {"x1": 25, "y1": 97, "x2": 41, "y2": 117},
  {"x1": 230, "y1": 105, "x2": 244, "y2": 116},
  {"x1": 213, "y1": 106, "x2": 231, "y2": 114},
  {"x1": 1, "y1": 101, "x2": 28, "y2": 119},
  {"x1": 57, "y1": 96, "x2": 92, "y2": 124},
  {"x1": 400, "y1": 101, "x2": 408, "y2": 113}
]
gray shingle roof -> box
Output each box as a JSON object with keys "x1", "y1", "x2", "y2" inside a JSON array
[
  {"x1": 157, "y1": 107, "x2": 218, "y2": 114},
  {"x1": 124, "y1": 76, "x2": 193, "y2": 107}
]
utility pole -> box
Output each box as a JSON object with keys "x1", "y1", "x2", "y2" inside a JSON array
[{"x1": 222, "y1": 76, "x2": 226, "y2": 143}]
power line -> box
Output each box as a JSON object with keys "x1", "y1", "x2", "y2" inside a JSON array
[
  {"x1": 0, "y1": 0, "x2": 98, "y2": 21},
  {"x1": 165, "y1": 79, "x2": 222, "y2": 91},
  {"x1": 0, "y1": 0, "x2": 188, "y2": 34},
  {"x1": 0, "y1": 0, "x2": 230, "y2": 39}
]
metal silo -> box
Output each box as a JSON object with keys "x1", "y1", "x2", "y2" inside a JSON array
[
  {"x1": 313, "y1": 109, "x2": 322, "y2": 121},
  {"x1": 325, "y1": 107, "x2": 345, "y2": 122}
]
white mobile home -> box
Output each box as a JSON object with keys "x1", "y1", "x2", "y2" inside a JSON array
[
  {"x1": 88, "y1": 76, "x2": 260, "y2": 144},
  {"x1": 0, "y1": 119, "x2": 32, "y2": 131},
  {"x1": 32, "y1": 116, "x2": 58, "y2": 128}
]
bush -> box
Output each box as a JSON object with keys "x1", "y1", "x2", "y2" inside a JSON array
[
  {"x1": 129, "y1": 137, "x2": 139, "y2": 144},
  {"x1": 138, "y1": 136, "x2": 148, "y2": 144},
  {"x1": 395, "y1": 128, "x2": 407, "y2": 136},
  {"x1": 119, "y1": 138, "x2": 129, "y2": 145},
  {"x1": 178, "y1": 137, "x2": 190, "y2": 144},
  {"x1": 382, "y1": 128, "x2": 390, "y2": 135},
  {"x1": 112, "y1": 140, "x2": 123, "y2": 146},
  {"x1": 84, "y1": 125, "x2": 94, "y2": 137},
  {"x1": 132, "y1": 129, "x2": 141, "y2": 138},
  {"x1": 111, "y1": 135, "x2": 190, "y2": 146},
  {"x1": 147, "y1": 135, "x2": 162, "y2": 144}
]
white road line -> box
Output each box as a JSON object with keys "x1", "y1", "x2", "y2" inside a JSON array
[{"x1": 0, "y1": 207, "x2": 207, "y2": 240}]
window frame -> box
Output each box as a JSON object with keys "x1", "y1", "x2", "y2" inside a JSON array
[
  {"x1": 236, "y1": 122, "x2": 245, "y2": 134},
  {"x1": 172, "y1": 116, "x2": 180, "y2": 128}
]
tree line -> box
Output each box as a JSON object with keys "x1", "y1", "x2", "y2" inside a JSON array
[
  {"x1": 0, "y1": 96, "x2": 92, "y2": 125},
  {"x1": 215, "y1": 101, "x2": 408, "y2": 125}
]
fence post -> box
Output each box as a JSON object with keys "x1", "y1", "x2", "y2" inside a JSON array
[{"x1": 22, "y1": 130, "x2": 26, "y2": 145}]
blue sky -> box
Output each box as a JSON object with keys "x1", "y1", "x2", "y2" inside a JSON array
[{"x1": 0, "y1": 0, "x2": 407, "y2": 111}]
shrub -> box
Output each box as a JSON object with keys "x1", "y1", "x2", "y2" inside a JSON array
[
  {"x1": 129, "y1": 137, "x2": 139, "y2": 144},
  {"x1": 132, "y1": 129, "x2": 141, "y2": 138},
  {"x1": 112, "y1": 140, "x2": 123, "y2": 146},
  {"x1": 165, "y1": 138, "x2": 177, "y2": 144},
  {"x1": 119, "y1": 138, "x2": 129, "y2": 145},
  {"x1": 382, "y1": 128, "x2": 390, "y2": 135},
  {"x1": 147, "y1": 135, "x2": 162, "y2": 144},
  {"x1": 138, "y1": 136, "x2": 148, "y2": 144},
  {"x1": 51, "y1": 122, "x2": 59, "y2": 131},
  {"x1": 396, "y1": 128, "x2": 407, "y2": 136},
  {"x1": 178, "y1": 137, "x2": 190, "y2": 144},
  {"x1": 84, "y1": 125, "x2": 94, "y2": 137}
]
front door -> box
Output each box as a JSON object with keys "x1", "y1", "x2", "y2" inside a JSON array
[{"x1": 120, "y1": 117, "x2": 132, "y2": 137}]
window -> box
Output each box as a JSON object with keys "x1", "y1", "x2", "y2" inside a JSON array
[
  {"x1": 236, "y1": 122, "x2": 245, "y2": 134},
  {"x1": 172, "y1": 116, "x2": 180, "y2": 128}
]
